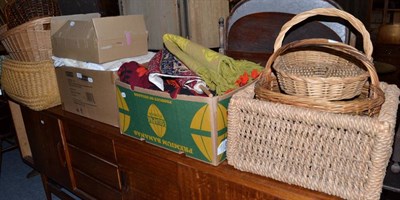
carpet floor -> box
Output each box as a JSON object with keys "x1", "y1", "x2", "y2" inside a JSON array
[{"x1": 0, "y1": 147, "x2": 65, "y2": 200}]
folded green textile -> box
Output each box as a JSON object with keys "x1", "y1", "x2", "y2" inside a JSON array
[{"x1": 163, "y1": 34, "x2": 263, "y2": 95}]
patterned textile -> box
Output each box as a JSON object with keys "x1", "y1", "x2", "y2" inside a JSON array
[
  {"x1": 163, "y1": 34, "x2": 263, "y2": 95},
  {"x1": 147, "y1": 49, "x2": 208, "y2": 96},
  {"x1": 117, "y1": 54, "x2": 209, "y2": 99}
]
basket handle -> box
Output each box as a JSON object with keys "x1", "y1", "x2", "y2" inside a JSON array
[
  {"x1": 264, "y1": 39, "x2": 380, "y2": 96},
  {"x1": 273, "y1": 8, "x2": 373, "y2": 60}
]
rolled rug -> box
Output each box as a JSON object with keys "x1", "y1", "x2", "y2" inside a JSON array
[{"x1": 163, "y1": 33, "x2": 263, "y2": 95}]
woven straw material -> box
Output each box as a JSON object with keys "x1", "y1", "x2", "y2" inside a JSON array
[
  {"x1": 271, "y1": 8, "x2": 373, "y2": 100},
  {"x1": 274, "y1": 49, "x2": 369, "y2": 100},
  {"x1": 227, "y1": 82, "x2": 400, "y2": 200},
  {"x1": 0, "y1": 58, "x2": 61, "y2": 111},
  {"x1": 4, "y1": 0, "x2": 60, "y2": 29},
  {"x1": 255, "y1": 75, "x2": 385, "y2": 117},
  {"x1": 0, "y1": 17, "x2": 52, "y2": 62},
  {"x1": 256, "y1": 39, "x2": 385, "y2": 117}
]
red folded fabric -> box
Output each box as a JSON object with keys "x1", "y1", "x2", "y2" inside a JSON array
[{"x1": 117, "y1": 61, "x2": 153, "y2": 90}]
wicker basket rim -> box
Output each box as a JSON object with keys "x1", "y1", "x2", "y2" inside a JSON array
[
  {"x1": 273, "y1": 60, "x2": 370, "y2": 81},
  {"x1": 255, "y1": 76, "x2": 384, "y2": 105},
  {"x1": 264, "y1": 39, "x2": 380, "y2": 89},
  {"x1": 254, "y1": 78, "x2": 385, "y2": 116},
  {"x1": 3, "y1": 58, "x2": 53, "y2": 66},
  {"x1": 0, "y1": 17, "x2": 51, "y2": 40}
]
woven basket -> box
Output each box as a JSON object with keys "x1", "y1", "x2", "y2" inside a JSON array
[
  {"x1": 0, "y1": 17, "x2": 52, "y2": 62},
  {"x1": 4, "y1": 0, "x2": 60, "y2": 29},
  {"x1": 255, "y1": 39, "x2": 385, "y2": 117},
  {"x1": 0, "y1": 58, "x2": 61, "y2": 111},
  {"x1": 227, "y1": 82, "x2": 400, "y2": 200},
  {"x1": 0, "y1": 55, "x2": 9, "y2": 82},
  {"x1": 271, "y1": 8, "x2": 373, "y2": 100}
]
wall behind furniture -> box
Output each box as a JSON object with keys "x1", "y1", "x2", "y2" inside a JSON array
[
  {"x1": 119, "y1": 0, "x2": 229, "y2": 50},
  {"x1": 57, "y1": 0, "x2": 119, "y2": 16}
]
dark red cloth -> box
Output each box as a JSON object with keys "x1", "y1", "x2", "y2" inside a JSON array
[{"x1": 117, "y1": 61, "x2": 153, "y2": 90}]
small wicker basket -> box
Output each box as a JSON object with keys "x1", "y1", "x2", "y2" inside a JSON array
[
  {"x1": 255, "y1": 39, "x2": 385, "y2": 117},
  {"x1": 0, "y1": 58, "x2": 61, "y2": 111},
  {"x1": 0, "y1": 17, "x2": 52, "y2": 62},
  {"x1": 271, "y1": 8, "x2": 373, "y2": 100}
]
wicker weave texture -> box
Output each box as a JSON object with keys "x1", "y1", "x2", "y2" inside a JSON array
[
  {"x1": 274, "y1": 49, "x2": 369, "y2": 100},
  {"x1": 255, "y1": 75, "x2": 385, "y2": 117},
  {"x1": 4, "y1": 0, "x2": 60, "y2": 29},
  {"x1": 227, "y1": 83, "x2": 400, "y2": 200},
  {"x1": 0, "y1": 58, "x2": 60, "y2": 111},
  {"x1": 0, "y1": 17, "x2": 52, "y2": 62}
]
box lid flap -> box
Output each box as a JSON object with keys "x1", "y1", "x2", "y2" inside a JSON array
[
  {"x1": 54, "y1": 20, "x2": 96, "y2": 40},
  {"x1": 92, "y1": 15, "x2": 147, "y2": 40},
  {"x1": 51, "y1": 13, "x2": 100, "y2": 35}
]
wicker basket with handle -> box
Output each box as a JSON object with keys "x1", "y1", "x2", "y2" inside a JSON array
[
  {"x1": 270, "y1": 8, "x2": 373, "y2": 100},
  {"x1": 255, "y1": 38, "x2": 385, "y2": 116}
]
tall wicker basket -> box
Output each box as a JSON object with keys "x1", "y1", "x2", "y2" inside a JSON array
[
  {"x1": 227, "y1": 82, "x2": 400, "y2": 200},
  {"x1": 0, "y1": 58, "x2": 61, "y2": 111}
]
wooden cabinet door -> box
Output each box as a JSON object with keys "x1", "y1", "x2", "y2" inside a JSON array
[
  {"x1": 178, "y1": 165, "x2": 282, "y2": 200},
  {"x1": 115, "y1": 141, "x2": 180, "y2": 200},
  {"x1": 21, "y1": 107, "x2": 71, "y2": 189},
  {"x1": 178, "y1": 162, "x2": 341, "y2": 200}
]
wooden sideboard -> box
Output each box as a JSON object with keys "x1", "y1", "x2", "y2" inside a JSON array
[{"x1": 11, "y1": 103, "x2": 341, "y2": 200}]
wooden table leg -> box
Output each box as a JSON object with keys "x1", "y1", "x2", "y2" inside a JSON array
[{"x1": 40, "y1": 174, "x2": 52, "y2": 200}]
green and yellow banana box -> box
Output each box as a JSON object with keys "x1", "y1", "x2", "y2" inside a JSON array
[{"x1": 116, "y1": 79, "x2": 236, "y2": 166}]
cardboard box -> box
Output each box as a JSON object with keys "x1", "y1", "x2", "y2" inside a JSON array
[
  {"x1": 55, "y1": 67, "x2": 119, "y2": 127},
  {"x1": 116, "y1": 80, "x2": 239, "y2": 166},
  {"x1": 51, "y1": 14, "x2": 148, "y2": 63},
  {"x1": 54, "y1": 51, "x2": 155, "y2": 127}
]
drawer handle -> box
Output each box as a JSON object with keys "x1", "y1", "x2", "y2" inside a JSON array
[
  {"x1": 120, "y1": 170, "x2": 129, "y2": 192},
  {"x1": 57, "y1": 142, "x2": 67, "y2": 167}
]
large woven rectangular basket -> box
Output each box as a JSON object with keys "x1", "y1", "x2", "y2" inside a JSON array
[{"x1": 227, "y1": 82, "x2": 400, "y2": 200}]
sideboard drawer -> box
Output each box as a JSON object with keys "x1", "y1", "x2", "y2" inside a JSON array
[
  {"x1": 69, "y1": 145, "x2": 120, "y2": 190},
  {"x1": 74, "y1": 169, "x2": 122, "y2": 200},
  {"x1": 64, "y1": 122, "x2": 116, "y2": 163}
]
